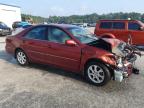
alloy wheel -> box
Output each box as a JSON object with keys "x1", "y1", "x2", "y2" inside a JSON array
[
  {"x1": 87, "y1": 65, "x2": 105, "y2": 84},
  {"x1": 17, "y1": 51, "x2": 27, "y2": 65}
]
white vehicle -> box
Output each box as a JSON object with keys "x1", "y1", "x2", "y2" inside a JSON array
[
  {"x1": 72, "y1": 23, "x2": 87, "y2": 28},
  {"x1": 0, "y1": 3, "x2": 21, "y2": 28}
]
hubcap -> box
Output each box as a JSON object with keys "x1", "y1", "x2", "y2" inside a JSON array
[
  {"x1": 17, "y1": 51, "x2": 27, "y2": 65},
  {"x1": 88, "y1": 65, "x2": 105, "y2": 84}
]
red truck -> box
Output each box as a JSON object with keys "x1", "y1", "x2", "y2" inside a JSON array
[{"x1": 95, "y1": 20, "x2": 144, "y2": 48}]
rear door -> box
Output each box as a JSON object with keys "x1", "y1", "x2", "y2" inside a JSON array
[{"x1": 22, "y1": 26, "x2": 48, "y2": 62}]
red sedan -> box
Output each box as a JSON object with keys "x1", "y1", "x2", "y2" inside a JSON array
[{"x1": 6, "y1": 24, "x2": 135, "y2": 86}]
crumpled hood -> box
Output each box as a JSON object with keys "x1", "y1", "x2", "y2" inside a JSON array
[
  {"x1": 87, "y1": 37, "x2": 126, "y2": 57},
  {"x1": 102, "y1": 38, "x2": 126, "y2": 57},
  {"x1": 102, "y1": 38, "x2": 122, "y2": 48}
]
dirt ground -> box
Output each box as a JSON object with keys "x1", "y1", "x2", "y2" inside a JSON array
[{"x1": 0, "y1": 32, "x2": 144, "y2": 108}]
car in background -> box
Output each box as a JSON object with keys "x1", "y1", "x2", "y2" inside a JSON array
[
  {"x1": 0, "y1": 21, "x2": 12, "y2": 36},
  {"x1": 88, "y1": 23, "x2": 96, "y2": 27},
  {"x1": 6, "y1": 24, "x2": 139, "y2": 86},
  {"x1": 72, "y1": 23, "x2": 87, "y2": 28},
  {"x1": 95, "y1": 20, "x2": 144, "y2": 48},
  {"x1": 12, "y1": 24, "x2": 32, "y2": 35},
  {"x1": 12, "y1": 21, "x2": 31, "y2": 30}
]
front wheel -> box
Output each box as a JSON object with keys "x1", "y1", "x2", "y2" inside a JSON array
[
  {"x1": 16, "y1": 50, "x2": 29, "y2": 66},
  {"x1": 85, "y1": 62, "x2": 111, "y2": 86}
]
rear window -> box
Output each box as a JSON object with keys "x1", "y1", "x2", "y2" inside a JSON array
[
  {"x1": 113, "y1": 22, "x2": 125, "y2": 29},
  {"x1": 100, "y1": 22, "x2": 112, "y2": 29}
]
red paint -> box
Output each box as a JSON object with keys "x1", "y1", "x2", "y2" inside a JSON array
[
  {"x1": 95, "y1": 20, "x2": 144, "y2": 45},
  {"x1": 6, "y1": 24, "x2": 117, "y2": 74}
]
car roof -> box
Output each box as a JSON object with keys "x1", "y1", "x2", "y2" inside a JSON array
[{"x1": 33, "y1": 24, "x2": 79, "y2": 29}]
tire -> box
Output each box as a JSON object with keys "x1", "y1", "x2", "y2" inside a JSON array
[
  {"x1": 85, "y1": 61, "x2": 111, "y2": 86},
  {"x1": 16, "y1": 49, "x2": 29, "y2": 66}
]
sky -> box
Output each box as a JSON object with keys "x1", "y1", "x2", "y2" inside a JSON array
[{"x1": 0, "y1": 0, "x2": 144, "y2": 17}]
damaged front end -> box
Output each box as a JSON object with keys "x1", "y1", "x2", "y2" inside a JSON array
[
  {"x1": 87, "y1": 37, "x2": 141, "y2": 82},
  {"x1": 112, "y1": 42, "x2": 141, "y2": 82},
  {"x1": 114, "y1": 57, "x2": 132, "y2": 82}
]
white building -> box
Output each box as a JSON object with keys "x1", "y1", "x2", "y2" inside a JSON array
[{"x1": 0, "y1": 3, "x2": 21, "y2": 28}]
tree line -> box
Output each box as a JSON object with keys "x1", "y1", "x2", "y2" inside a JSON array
[
  {"x1": 22, "y1": 12, "x2": 144, "y2": 24},
  {"x1": 21, "y1": 14, "x2": 48, "y2": 24}
]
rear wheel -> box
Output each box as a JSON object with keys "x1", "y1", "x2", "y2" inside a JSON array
[
  {"x1": 16, "y1": 50, "x2": 29, "y2": 66},
  {"x1": 85, "y1": 61, "x2": 111, "y2": 86}
]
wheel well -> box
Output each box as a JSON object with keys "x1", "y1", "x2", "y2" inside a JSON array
[
  {"x1": 84, "y1": 58, "x2": 105, "y2": 70},
  {"x1": 84, "y1": 58, "x2": 114, "y2": 77}
]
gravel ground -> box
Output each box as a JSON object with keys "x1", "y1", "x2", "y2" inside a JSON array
[{"x1": 0, "y1": 36, "x2": 144, "y2": 108}]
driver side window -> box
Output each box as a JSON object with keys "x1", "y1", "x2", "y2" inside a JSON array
[{"x1": 48, "y1": 27, "x2": 71, "y2": 44}]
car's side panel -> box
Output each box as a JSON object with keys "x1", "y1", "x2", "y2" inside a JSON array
[
  {"x1": 5, "y1": 36, "x2": 16, "y2": 55},
  {"x1": 21, "y1": 38, "x2": 50, "y2": 63},
  {"x1": 79, "y1": 46, "x2": 115, "y2": 74},
  {"x1": 6, "y1": 24, "x2": 115, "y2": 74},
  {"x1": 15, "y1": 25, "x2": 83, "y2": 72},
  {"x1": 95, "y1": 23, "x2": 113, "y2": 37},
  {"x1": 43, "y1": 41, "x2": 82, "y2": 72},
  {"x1": 110, "y1": 30, "x2": 129, "y2": 42},
  {"x1": 129, "y1": 30, "x2": 144, "y2": 45},
  {"x1": 127, "y1": 21, "x2": 144, "y2": 45}
]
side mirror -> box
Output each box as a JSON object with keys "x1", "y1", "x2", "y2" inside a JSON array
[{"x1": 65, "y1": 39, "x2": 77, "y2": 46}]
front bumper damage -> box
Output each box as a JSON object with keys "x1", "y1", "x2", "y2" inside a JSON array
[{"x1": 114, "y1": 62, "x2": 133, "y2": 82}]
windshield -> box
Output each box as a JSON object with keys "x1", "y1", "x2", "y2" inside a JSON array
[{"x1": 67, "y1": 27, "x2": 98, "y2": 44}]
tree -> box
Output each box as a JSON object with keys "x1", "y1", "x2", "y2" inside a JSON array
[{"x1": 22, "y1": 12, "x2": 144, "y2": 24}]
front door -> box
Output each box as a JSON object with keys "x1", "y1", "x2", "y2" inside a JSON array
[{"x1": 44, "y1": 26, "x2": 81, "y2": 72}]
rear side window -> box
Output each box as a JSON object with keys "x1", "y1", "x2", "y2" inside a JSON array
[
  {"x1": 128, "y1": 22, "x2": 141, "y2": 30},
  {"x1": 25, "y1": 26, "x2": 47, "y2": 40},
  {"x1": 113, "y1": 22, "x2": 125, "y2": 29},
  {"x1": 100, "y1": 22, "x2": 112, "y2": 29}
]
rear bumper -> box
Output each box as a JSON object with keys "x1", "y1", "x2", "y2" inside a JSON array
[{"x1": 114, "y1": 62, "x2": 133, "y2": 82}]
